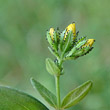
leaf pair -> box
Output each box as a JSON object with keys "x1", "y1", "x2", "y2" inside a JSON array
[
  {"x1": 0, "y1": 80, "x2": 92, "y2": 110},
  {"x1": 31, "y1": 78, "x2": 92, "y2": 109}
]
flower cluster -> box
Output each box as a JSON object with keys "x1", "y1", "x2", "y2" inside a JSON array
[{"x1": 46, "y1": 23, "x2": 95, "y2": 60}]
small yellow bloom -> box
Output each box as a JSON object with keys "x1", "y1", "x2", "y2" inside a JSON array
[
  {"x1": 66, "y1": 23, "x2": 76, "y2": 34},
  {"x1": 82, "y1": 39, "x2": 95, "y2": 47},
  {"x1": 64, "y1": 23, "x2": 76, "y2": 40},
  {"x1": 49, "y1": 28, "x2": 54, "y2": 40}
]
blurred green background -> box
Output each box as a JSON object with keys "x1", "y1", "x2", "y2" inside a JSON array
[{"x1": 0, "y1": 0, "x2": 109, "y2": 110}]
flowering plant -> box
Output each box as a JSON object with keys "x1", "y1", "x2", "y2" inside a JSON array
[
  {"x1": 43, "y1": 23, "x2": 95, "y2": 109},
  {"x1": 0, "y1": 23, "x2": 95, "y2": 110}
]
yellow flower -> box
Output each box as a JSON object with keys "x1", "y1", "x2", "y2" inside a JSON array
[
  {"x1": 66, "y1": 23, "x2": 76, "y2": 34},
  {"x1": 82, "y1": 39, "x2": 95, "y2": 47},
  {"x1": 64, "y1": 23, "x2": 76, "y2": 40},
  {"x1": 49, "y1": 28, "x2": 55, "y2": 40}
]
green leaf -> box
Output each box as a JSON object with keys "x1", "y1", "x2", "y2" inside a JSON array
[
  {"x1": 0, "y1": 86, "x2": 48, "y2": 110},
  {"x1": 61, "y1": 80, "x2": 93, "y2": 109},
  {"x1": 31, "y1": 78, "x2": 57, "y2": 108},
  {"x1": 46, "y1": 58, "x2": 60, "y2": 76}
]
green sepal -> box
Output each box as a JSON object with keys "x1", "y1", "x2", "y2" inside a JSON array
[
  {"x1": 46, "y1": 58, "x2": 60, "y2": 76},
  {"x1": 76, "y1": 36, "x2": 86, "y2": 45},
  {"x1": 73, "y1": 46, "x2": 93, "y2": 58},
  {"x1": 60, "y1": 31, "x2": 74, "y2": 53},
  {"x1": 74, "y1": 46, "x2": 90, "y2": 56},
  {"x1": 61, "y1": 80, "x2": 93, "y2": 109},
  {"x1": 80, "y1": 46, "x2": 94, "y2": 56},
  {"x1": 31, "y1": 78, "x2": 57, "y2": 108},
  {"x1": 76, "y1": 40, "x2": 87, "y2": 48},
  {"x1": 59, "y1": 29, "x2": 66, "y2": 51},
  {"x1": 46, "y1": 31, "x2": 58, "y2": 52},
  {"x1": 65, "y1": 40, "x2": 87, "y2": 59},
  {"x1": 53, "y1": 30, "x2": 60, "y2": 49},
  {"x1": 0, "y1": 86, "x2": 49, "y2": 110},
  {"x1": 56, "y1": 28, "x2": 60, "y2": 44},
  {"x1": 46, "y1": 31, "x2": 53, "y2": 46},
  {"x1": 65, "y1": 47, "x2": 77, "y2": 58},
  {"x1": 65, "y1": 46, "x2": 93, "y2": 60},
  {"x1": 63, "y1": 31, "x2": 74, "y2": 53}
]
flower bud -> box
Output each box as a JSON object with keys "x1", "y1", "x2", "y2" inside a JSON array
[
  {"x1": 49, "y1": 28, "x2": 54, "y2": 41},
  {"x1": 59, "y1": 23, "x2": 77, "y2": 53},
  {"x1": 46, "y1": 28, "x2": 59, "y2": 52},
  {"x1": 82, "y1": 39, "x2": 95, "y2": 48},
  {"x1": 65, "y1": 38, "x2": 95, "y2": 60},
  {"x1": 65, "y1": 23, "x2": 76, "y2": 40}
]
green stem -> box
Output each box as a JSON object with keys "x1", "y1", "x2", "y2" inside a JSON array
[
  {"x1": 55, "y1": 53, "x2": 64, "y2": 109},
  {"x1": 59, "y1": 53, "x2": 64, "y2": 69},
  {"x1": 56, "y1": 76, "x2": 60, "y2": 109}
]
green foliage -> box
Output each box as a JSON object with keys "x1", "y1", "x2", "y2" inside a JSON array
[
  {"x1": 45, "y1": 23, "x2": 95, "y2": 110},
  {"x1": 61, "y1": 80, "x2": 93, "y2": 109},
  {"x1": 31, "y1": 78, "x2": 57, "y2": 108},
  {"x1": 0, "y1": 86, "x2": 48, "y2": 110},
  {"x1": 0, "y1": 0, "x2": 109, "y2": 110},
  {"x1": 46, "y1": 58, "x2": 60, "y2": 76}
]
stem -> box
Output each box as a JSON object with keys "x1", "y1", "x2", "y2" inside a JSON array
[
  {"x1": 55, "y1": 53, "x2": 64, "y2": 109},
  {"x1": 59, "y1": 53, "x2": 64, "y2": 69},
  {"x1": 56, "y1": 76, "x2": 60, "y2": 109}
]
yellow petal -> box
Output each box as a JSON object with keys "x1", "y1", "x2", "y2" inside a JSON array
[
  {"x1": 66, "y1": 23, "x2": 76, "y2": 35},
  {"x1": 82, "y1": 39, "x2": 95, "y2": 47},
  {"x1": 49, "y1": 28, "x2": 54, "y2": 40},
  {"x1": 64, "y1": 23, "x2": 76, "y2": 40}
]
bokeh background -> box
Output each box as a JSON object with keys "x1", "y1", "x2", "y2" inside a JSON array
[{"x1": 0, "y1": 0, "x2": 109, "y2": 110}]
